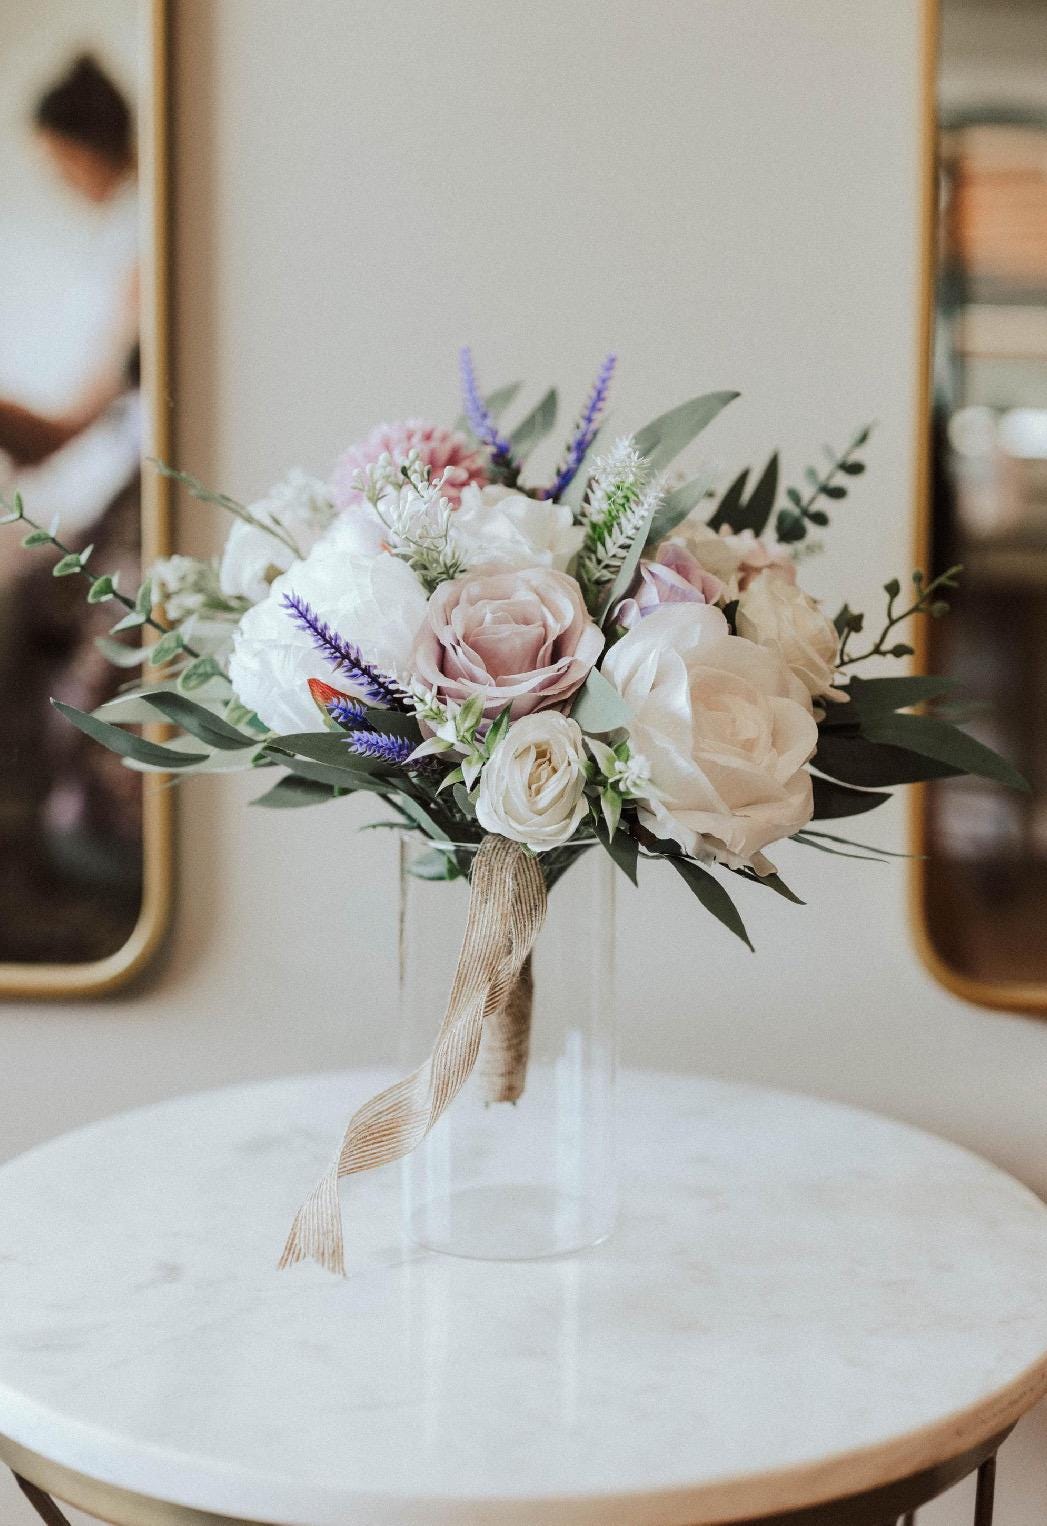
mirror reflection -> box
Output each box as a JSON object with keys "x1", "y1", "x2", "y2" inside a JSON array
[
  {"x1": 924, "y1": 0, "x2": 1047, "y2": 996},
  {"x1": 0, "y1": 2, "x2": 145, "y2": 966}
]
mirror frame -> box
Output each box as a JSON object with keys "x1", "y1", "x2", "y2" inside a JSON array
[
  {"x1": 0, "y1": 0, "x2": 173, "y2": 1000},
  {"x1": 910, "y1": 0, "x2": 1047, "y2": 1016}
]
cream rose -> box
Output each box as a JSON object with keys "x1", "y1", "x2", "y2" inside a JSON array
[
  {"x1": 411, "y1": 564, "x2": 603, "y2": 723},
  {"x1": 601, "y1": 604, "x2": 817, "y2": 873},
  {"x1": 736, "y1": 569, "x2": 840, "y2": 700},
  {"x1": 476, "y1": 712, "x2": 588, "y2": 850},
  {"x1": 674, "y1": 520, "x2": 797, "y2": 599},
  {"x1": 450, "y1": 484, "x2": 584, "y2": 572}
]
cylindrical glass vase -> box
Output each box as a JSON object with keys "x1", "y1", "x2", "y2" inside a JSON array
[{"x1": 399, "y1": 836, "x2": 617, "y2": 1261}]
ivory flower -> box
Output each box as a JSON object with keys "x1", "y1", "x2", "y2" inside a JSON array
[
  {"x1": 219, "y1": 470, "x2": 336, "y2": 604},
  {"x1": 228, "y1": 541, "x2": 427, "y2": 734},
  {"x1": 600, "y1": 604, "x2": 817, "y2": 873},
  {"x1": 450, "y1": 484, "x2": 584, "y2": 572},
  {"x1": 476, "y1": 712, "x2": 588, "y2": 850},
  {"x1": 411, "y1": 564, "x2": 603, "y2": 723},
  {"x1": 736, "y1": 569, "x2": 841, "y2": 700},
  {"x1": 674, "y1": 520, "x2": 797, "y2": 599}
]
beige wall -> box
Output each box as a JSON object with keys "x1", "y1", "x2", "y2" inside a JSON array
[{"x1": 1, "y1": 3, "x2": 1044, "y2": 1522}]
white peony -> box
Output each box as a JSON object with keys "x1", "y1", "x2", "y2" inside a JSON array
[
  {"x1": 601, "y1": 604, "x2": 817, "y2": 873},
  {"x1": 228, "y1": 545, "x2": 428, "y2": 734},
  {"x1": 735, "y1": 569, "x2": 841, "y2": 701},
  {"x1": 219, "y1": 469, "x2": 337, "y2": 604},
  {"x1": 476, "y1": 712, "x2": 589, "y2": 851},
  {"x1": 450, "y1": 484, "x2": 584, "y2": 573}
]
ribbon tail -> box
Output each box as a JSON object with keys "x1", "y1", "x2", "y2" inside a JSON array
[{"x1": 279, "y1": 835, "x2": 547, "y2": 1274}]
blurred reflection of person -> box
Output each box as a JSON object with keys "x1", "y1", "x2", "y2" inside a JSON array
[
  {"x1": 0, "y1": 54, "x2": 140, "y2": 479},
  {"x1": 0, "y1": 54, "x2": 143, "y2": 964}
]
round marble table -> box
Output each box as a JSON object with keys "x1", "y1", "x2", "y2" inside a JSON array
[{"x1": 0, "y1": 1070, "x2": 1045, "y2": 1526}]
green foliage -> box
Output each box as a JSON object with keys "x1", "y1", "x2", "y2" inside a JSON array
[
  {"x1": 707, "y1": 452, "x2": 779, "y2": 536},
  {"x1": 87, "y1": 574, "x2": 116, "y2": 603},
  {"x1": 775, "y1": 424, "x2": 872, "y2": 544},
  {"x1": 571, "y1": 669, "x2": 631, "y2": 733},
  {"x1": 632, "y1": 390, "x2": 739, "y2": 472},
  {"x1": 645, "y1": 466, "x2": 716, "y2": 545},
  {"x1": 137, "y1": 691, "x2": 259, "y2": 749},
  {"x1": 52, "y1": 700, "x2": 208, "y2": 769},
  {"x1": 810, "y1": 775, "x2": 891, "y2": 819},
  {"x1": 508, "y1": 388, "x2": 558, "y2": 459},
  {"x1": 671, "y1": 857, "x2": 754, "y2": 950},
  {"x1": 251, "y1": 776, "x2": 341, "y2": 808}
]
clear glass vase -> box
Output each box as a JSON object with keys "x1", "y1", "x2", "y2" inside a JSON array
[{"x1": 399, "y1": 835, "x2": 617, "y2": 1261}]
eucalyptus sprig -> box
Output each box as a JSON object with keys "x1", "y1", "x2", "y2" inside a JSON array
[
  {"x1": 151, "y1": 461, "x2": 304, "y2": 559},
  {"x1": 837, "y1": 565, "x2": 962, "y2": 667},
  {"x1": 1, "y1": 492, "x2": 200, "y2": 663},
  {"x1": 775, "y1": 423, "x2": 873, "y2": 544}
]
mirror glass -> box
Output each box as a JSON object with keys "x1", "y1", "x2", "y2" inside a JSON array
[
  {"x1": 0, "y1": 1, "x2": 164, "y2": 980},
  {"x1": 922, "y1": 0, "x2": 1047, "y2": 999}
]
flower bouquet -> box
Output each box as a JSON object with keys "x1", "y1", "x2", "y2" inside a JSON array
[{"x1": 3, "y1": 350, "x2": 1022, "y2": 1270}]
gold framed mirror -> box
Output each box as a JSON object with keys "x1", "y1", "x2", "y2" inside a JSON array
[
  {"x1": 913, "y1": 0, "x2": 1047, "y2": 1014},
  {"x1": 0, "y1": 0, "x2": 171, "y2": 998}
]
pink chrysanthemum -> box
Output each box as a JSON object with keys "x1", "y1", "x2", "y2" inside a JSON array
[{"x1": 331, "y1": 420, "x2": 488, "y2": 510}]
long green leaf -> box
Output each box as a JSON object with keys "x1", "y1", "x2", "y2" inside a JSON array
[
  {"x1": 845, "y1": 674, "x2": 957, "y2": 716},
  {"x1": 734, "y1": 867, "x2": 805, "y2": 904},
  {"x1": 708, "y1": 452, "x2": 779, "y2": 536},
  {"x1": 52, "y1": 700, "x2": 208, "y2": 769},
  {"x1": 814, "y1": 731, "x2": 961, "y2": 787},
  {"x1": 632, "y1": 390, "x2": 739, "y2": 473},
  {"x1": 392, "y1": 792, "x2": 452, "y2": 841},
  {"x1": 597, "y1": 826, "x2": 640, "y2": 886},
  {"x1": 645, "y1": 466, "x2": 717, "y2": 545},
  {"x1": 272, "y1": 754, "x2": 388, "y2": 794},
  {"x1": 862, "y1": 712, "x2": 1028, "y2": 792},
  {"x1": 811, "y1": 774, "x2": 891, "y2": 819},
  {"x1": 707, "y1": 468, "x2": 749, "y2": 534},
  {"x1": 509, "y1": 388, "x2": 558, "y2": 459},
  {"x1": 671, "y1": 858, "x2": 754, "y2": 950},
  {"x1": 268, "y1": 731, "x2": 387, "y2": 771},
  {"x1": 138, "y1": 691, "x2": 259, "y2": 750},
  {"x1": 252, "y1": 776, "x2": 341, "y2": 808}
]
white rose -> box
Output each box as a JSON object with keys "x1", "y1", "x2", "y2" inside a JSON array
[
  {"x1": 228, "y1": 545, "x2": 427, "y2": 734},
  {"x1": 476, "y1": 712, "x2": 589, "y2": 851},
  {"x1": 735, "y1": 569, "x2": 840, "y2": 700},
  {"x1": 450, "y1": 484, "x2": 584, "y2": 572},
  {"x1": 601, "y1": 604, "x2": 817, "y2": 873},
  {"x1": 219, "y1": 469, "x2": 336, "y2": 604}
]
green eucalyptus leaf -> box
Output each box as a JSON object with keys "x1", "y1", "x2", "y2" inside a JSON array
[
  {"x1": 862, "y1": 712, "x2": 1028, "y2": 792},
  {"x1": 671, "y1": 857, "x2": 754, "y2": 950},
  {"x1": 708, "y1": 452, "x2": 779, "y2": 537},
  {"x1": 845, "y1": 674, "x2": 957, "y2": 716},
  {"x1": 814, "y1": 731, "x2": 961, "y2": 787},
  {"x1": 179, "y1": 655, "x2": 224, "y2": 692},
  {"x1": 150, "y1": 630, "x2": 185, "y2": 666},
  {"x1": 95, "y1": 636, "x2": 153, "y2": 668},
  {"x1": 707, "y1": 468, "x2": 749, "y2": 533},
  {"x1": 597, "y1": 824, "x2": 639, "y2": 886},
  {"x1": 134, "y1": 578, "x2": 154, "y2": 614},
  {"x1": 252, "y1": 776, "x2": 341, "y2": 808},
  {"x1": 811, "y1": 774, "x2": 891, "y2": 819},
  {"x1": 52, "y1": 700, "x2": 208, "y2": 768},
  {"x1": 138, "y1": 691, "x2": 259, "y2": 749},
  {"x1": 408, "y1": 847, "x2": 464, "y2": 880},
  {"x1": 393, "y1": 792, "x2": 452, "y2": 841},
  {"x1": 508, "y1": 387, "x2": 558, "y2": 459},
  {"x1": 52, "y1": 553, "x2": 82, "y2": 577},
  {"x1": 632, "y1": 390, "x2": 739, "y2": 473},
  {"x1": 22, "y1": 529, "x2": 52, "y2": 547},
  {"x1": 571, "y1": 668, "x2": 631, "y2": 733},
  {"x1": 110, "y1": 610, "x2": 147, "y2": 633},
  {"x1": 645, "y1": 466, "x2": 717, "y2": 545},
  {"x1": 87, "y1": 575, "x2": 116, "y2": 604},
  {"x1": 734, "y1": 867, "x2": 805, "y2": 904}
]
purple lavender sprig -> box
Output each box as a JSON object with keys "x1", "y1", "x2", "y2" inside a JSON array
[
  {"x1": 459, "y1": 346, "x2": 514, "y2": 464},
  {"x1": 345, "y1": 730, "x2": 415, "y2": 767},
  {"x1": 326, "y1": 697, "x2": 374, "y2": 732},
  {"x1": 543, "y1": 352, "x2": 617, "y2": 501},
  {"x1": 282, "y1": 592, "x2": 408, "y2": 710}
]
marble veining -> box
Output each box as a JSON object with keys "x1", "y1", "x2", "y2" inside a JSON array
[{"x1": 0, "y1": 1070, "x2": 1044, "y2": 1526}]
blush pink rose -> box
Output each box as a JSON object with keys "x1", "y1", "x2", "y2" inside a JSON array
[
  {"x1": 613, "y1": 541, "x2": 726, "y2": 630},
  {"x1": 411, "y1": 565, "x2": 604, "y2": 722}
]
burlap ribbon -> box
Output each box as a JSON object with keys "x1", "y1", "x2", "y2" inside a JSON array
[{"x1": 279, "y1": 834, "x2": 547, "y2": 1276}]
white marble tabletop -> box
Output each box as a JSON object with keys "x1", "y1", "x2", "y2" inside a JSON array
[{"x1": 0, "y1": 1070, "x2": 1045, "y2": 1526}]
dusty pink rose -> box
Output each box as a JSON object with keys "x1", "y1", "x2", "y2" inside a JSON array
[
  {"x1": 729, "y1": 528, "x2": 797, "y2": 591},
  {"x1": 677, "y1": 522, "x2": 797, "y2": 597},
  {"x1": 331, "y1": 420, "x2": 488, "y2": 509},
  {"x1": 613, "y1": 541, "x2": 726, "y2": 630},
  {"x1": 411, "y1": 565, "x2": 604, "y2": 722}
]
